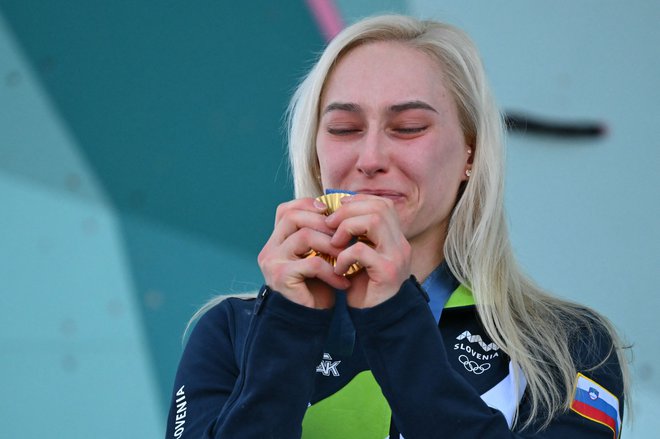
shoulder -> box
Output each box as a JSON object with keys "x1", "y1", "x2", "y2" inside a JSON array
[
  {"x1": 174, "y1": 295, "x2": 258, "y2": 383},
  {"x1": 192, "y1": 295, "x2": 256, "y2": 335},
  {"x1": 200, "y1": 295, "x2": 256, "y2": 322},
  {"x1": 563, "y1": 307, "x2": 626, "y2": 421},
  {"x1": 567, "y1": 308, "x2": 620, "y2": 367},
  {"x1": 185, "y1": 296, "x2": 257, "y2": 357}
]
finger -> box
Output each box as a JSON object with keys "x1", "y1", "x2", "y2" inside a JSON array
[
  {"x1": 292, "y1": 257, "x2": 351, "y2": 291},
  {"x1": 325, "y1": 194, "x2": 394, "y2": 228},
  {"x1": 330, "y1": 212, "x2": 397, "y2": 250},
  {"x1": 326, "y1": 195, "x2": 399, "y2": 248},
  {"x1": 270, "y1": 204, "x2": 335, "y2": 245},
  {"x1": 280, "y1": 227, "x2": 344, "y2": 259},
  {"x1": 333, "y1": 240, "x2": 378, "y2": 276},
  {"x1": 274, "y1": 197, "x2": 327, "y2": 224},
  {"x1": 260, "y1": 236, "x2": 351, "y2": 294},
  {"x1": 335, "y1": 240, "x2": 409, "y2": 287}
]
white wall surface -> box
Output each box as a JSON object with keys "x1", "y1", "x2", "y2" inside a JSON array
[
  {"x1": 335, "y1": 1, "x2": 659, "y2": 436},
  {"x1": 405, "y1": 1, "x2": 659, "y2": 437}
]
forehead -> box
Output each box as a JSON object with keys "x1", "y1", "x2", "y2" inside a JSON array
[{"x1": 321, "y1": 41, "x2": 453, "y2": 110}]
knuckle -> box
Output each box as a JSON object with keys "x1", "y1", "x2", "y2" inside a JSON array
[
  {"x1": 335, "y1": 249, "x2": 351, "y2": 264},
  {"x1": 259, "y1": 260, "x2": 275, "y2": 279},
  {"x1": 331, "y1": 225, "x2": 348, "y2": 242},
  {"x1": 308, "y1": 256, "x2": 325, "y2": 271},
  {"x1": 275, "y1": 200, "x2": 295, "y2": 220},
  {"x1": 298, "y1": 227, "x2": 312, "y2": 242},
  {"x1": 257, "y1": 245, "x2": 274, "y2": 268},
  {"x1": 368, "y1": 213, "x2": 383, "y2": 229},
  {"x1": 274, "y1": 205, "x2": 286, "y2": 222},
  {"x1": 257, "y1": 250, "x2": 267, "y2": 267},
  {"x1": 353, "y1": 241, "x2": 370, "y2": 256}
]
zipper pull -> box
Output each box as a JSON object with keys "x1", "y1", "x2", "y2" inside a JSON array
[{"x1": 254, "y1": 285, "x2": 271, "y2": 315}]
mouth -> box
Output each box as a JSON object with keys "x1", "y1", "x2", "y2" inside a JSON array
[{"x1": 356, "y1": 189, "x2": 405, "y2": 201}]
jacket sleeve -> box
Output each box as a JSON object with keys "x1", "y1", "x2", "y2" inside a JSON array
[
  {"x1": 165, "y1": 288, "x2": 333, "y2": 439},
  {"x1": 348, "y1": 277, "x2": 625, "y2": 439}
]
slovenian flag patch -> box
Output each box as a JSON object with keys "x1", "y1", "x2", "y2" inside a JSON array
[{"x1": 570, "y1": 373, "x2": 621, "y2": 438}]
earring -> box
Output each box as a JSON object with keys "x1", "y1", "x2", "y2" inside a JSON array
[
  {"x1": 467, "y1": 148, "x2": 472, "y2": 155},
  {"x1": 465, "y1": 169, "x2": 472, "y2": 177}
]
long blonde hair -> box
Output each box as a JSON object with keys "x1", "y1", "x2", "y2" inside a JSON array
[{"x1": 286, "y1": 14, "x2": 629, "y2": 429}]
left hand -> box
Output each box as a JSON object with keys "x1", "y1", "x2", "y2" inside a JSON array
[{"x1": 325, "y1": 194, "x2": 412, "y2": 308}]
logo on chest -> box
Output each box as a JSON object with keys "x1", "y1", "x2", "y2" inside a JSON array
[
  {"x1": 316, "y1": 353, "x2": 341, "y2": 377},
  {"x1": 453, "y1": 330, "x2": 500, "y2": 375}
]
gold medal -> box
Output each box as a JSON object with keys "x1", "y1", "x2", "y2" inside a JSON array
[{"x1": 306, "y1": 190, "x2": 365, "y2": 276}]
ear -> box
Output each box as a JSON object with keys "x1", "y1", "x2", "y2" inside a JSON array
[{"x1": 462, "y1": 144, "x2": 474, "y2": 181}]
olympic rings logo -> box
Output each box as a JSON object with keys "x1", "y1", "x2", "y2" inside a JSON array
[{"x1": 458, "y1": 355, "x2": 491, "y2": 375}]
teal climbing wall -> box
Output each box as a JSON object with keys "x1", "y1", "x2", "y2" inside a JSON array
[{"x1": 1, "y1": 0, "x2": 658, "y2": 437}]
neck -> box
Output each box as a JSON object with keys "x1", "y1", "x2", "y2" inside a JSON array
[{"x1": 409, "y1": 227, "x2": 446, "y2": 284}]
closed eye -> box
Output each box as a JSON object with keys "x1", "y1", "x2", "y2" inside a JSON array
[
  {"x1": 327, "y1": 127, "x2": 362, "y2": 136},
  {"x1": 390, "y1": 126, "x2": 429, "y2": 137},
  {"x1": 395, "y1": 126, "x2": 427, "y2": 134}
]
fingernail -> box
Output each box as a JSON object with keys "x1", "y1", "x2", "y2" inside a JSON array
[
  {"x1": 340, "y1": 195, "x2": 354, "y2": 204},
  {"x1": 313, "y1": 199, "x2": 327, "y2": 210}
]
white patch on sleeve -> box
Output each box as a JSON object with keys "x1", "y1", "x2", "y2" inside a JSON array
[{"x1": 480, "y1": 361, "x2": 527, "y2": 427}]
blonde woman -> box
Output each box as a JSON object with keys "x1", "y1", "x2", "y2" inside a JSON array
[{"x1": 167, "y1": 15, "x2": 628, "y2": 438}]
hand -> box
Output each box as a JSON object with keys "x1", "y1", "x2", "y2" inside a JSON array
[
  {"x1": 325, "y1": 195, "x2": 412, "y2": 308},
  {"x1": 258, "y1": 198, "x2": 350, "y2": 309}
]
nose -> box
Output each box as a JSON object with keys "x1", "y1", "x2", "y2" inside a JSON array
[{"x1": 356, "y1": 130, "x2": 388, "y2": 177}]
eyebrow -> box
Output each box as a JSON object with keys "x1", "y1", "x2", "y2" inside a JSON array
[
  {"x1": 321, "y1": 100, "x2": 438, "y2": 115},
  {"x1": 389, "y1": 100, "x2": 438, "y2": 114},
  {"x1": 322, "y1": 102, "x2": 361, "y2": 114}
]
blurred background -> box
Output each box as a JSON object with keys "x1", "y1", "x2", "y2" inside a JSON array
[{"x1": 1, "y1": 0, "x2": 657, "y2": 437}]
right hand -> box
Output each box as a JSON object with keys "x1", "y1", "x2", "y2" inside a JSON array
[{"x1": 258, "y1": 198, "x2": 350, "y2": 309}]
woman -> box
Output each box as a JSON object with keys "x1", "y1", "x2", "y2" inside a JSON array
[{"x1": 166, "y1": 15, "x2": 628, "y2": 438}]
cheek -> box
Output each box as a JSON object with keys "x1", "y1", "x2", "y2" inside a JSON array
[
  {"x1": 317, "y1": 144, "x2": 350, "y2": 183},
  {"x1": 414, "y1": 142, "x2": 465, "y2": 196},
  {"x1": 433, "y1": 140, "x2": 466, "y2": 179}
]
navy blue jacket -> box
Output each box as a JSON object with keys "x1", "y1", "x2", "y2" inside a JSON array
[{"x1": 166, "y1": 277, "x2": 624, "y2": 438}]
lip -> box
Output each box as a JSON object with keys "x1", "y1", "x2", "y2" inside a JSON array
[{"x1": 355, "y1": 189, "x2": 405, "y2": 199}]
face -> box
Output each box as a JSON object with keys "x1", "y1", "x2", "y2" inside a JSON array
[{"x1": 316, "y1": 41, "x2": 470, "y2": 250}]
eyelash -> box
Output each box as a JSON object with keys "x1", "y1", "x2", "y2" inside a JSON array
[
  {"x1": 394, "y1": 126, "x2": 427, "y2": 134},
  {"x1": 326, "y1": 126, "x2": 428, "y2": 136},
  {"x1": 327, "y1": 128, "x2": 361, "y2": 136}
]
